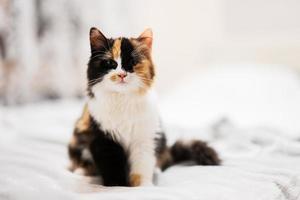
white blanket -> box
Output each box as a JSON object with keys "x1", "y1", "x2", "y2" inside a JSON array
[{"x1": 0, "y1": 99, "x2": 299, "y2": 200}]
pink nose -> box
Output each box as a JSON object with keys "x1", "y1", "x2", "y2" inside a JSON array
[{"x1": 118, "y1": 72, "x2": 127, "y2": 79}]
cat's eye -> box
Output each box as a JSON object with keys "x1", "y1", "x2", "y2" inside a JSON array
[
  {"x1": 105, "y1": 60, "x2": 112, "y2": 66},
  {"x1": 102, "y1": 59, "x2": 117, "y2": 69},
  {"x1": 131, "y1": 59, "x2": 137, "y2": 66}
]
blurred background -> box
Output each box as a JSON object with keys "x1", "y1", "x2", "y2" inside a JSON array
[
  {"x1": 2, "y1": 1, "x2": 300, "y2": 198},
  {"x1": 1, "y1": 0, "x2": 300, "y2": 132}
]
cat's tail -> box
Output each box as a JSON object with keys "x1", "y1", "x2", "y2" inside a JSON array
[{"x1": 158, "y1": 139, "x2": 221, "y2": 171}]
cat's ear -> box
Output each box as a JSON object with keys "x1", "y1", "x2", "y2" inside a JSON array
[
  {"x1": 89, "y1": 27, "x2": 107, "y2": 52},
  {"x1": 138, "y1": 28, "x2": 153, "y2": 49}
]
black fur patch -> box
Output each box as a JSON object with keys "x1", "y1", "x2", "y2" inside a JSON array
[
  {"x1": 155, "y1": 131, "x2": 173, "y2": 171},
  {"x1": 68, "y1": 126, "x2": 98, "y2": 175},
  {"x1": 68, "y1": 112, "x2": 130, "y2": 186},
  {"x1": 170, "y1": 140, "x2": 221, "y2": 166},
  {"x1": 120, "y1": 38, "x2": 137, "y2": 73},
  {"x1": 89, "y1": 118, "x2": 130, "y2": 186},
  {"x1": 154, "y1": 131, "x2": 167, "y2": 155},
  {"x1": 156, "y1": 139, "x2": 221, "y2": 172},
  {"x1": 87, "y1": 38, "x2": 115, "y2": 86}
]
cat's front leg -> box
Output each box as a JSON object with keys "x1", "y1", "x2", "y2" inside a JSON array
[{"x1": 128, "y1": 139, "x2": 156, "y2": 187}]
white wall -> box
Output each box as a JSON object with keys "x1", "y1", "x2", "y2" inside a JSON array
[{"x1": 1, "y1": 0, "x2": 300, "y2": 103}]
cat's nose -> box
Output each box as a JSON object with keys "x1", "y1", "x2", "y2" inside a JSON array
[{"x1": 118, "y1": 72, "x2": 127, "y2": 79}]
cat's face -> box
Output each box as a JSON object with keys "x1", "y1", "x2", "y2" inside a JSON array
[{"x1": 87, "y1": 27, "x2": 155, "y2": 97}]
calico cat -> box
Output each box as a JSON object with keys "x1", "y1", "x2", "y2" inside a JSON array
[{"x1": 68, "y1": 27, "x2": 220, "y2": 187}]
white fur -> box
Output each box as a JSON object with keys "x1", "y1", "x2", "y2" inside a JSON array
[
  {"x1": 116, "y1": 57, "x2": 122, "y2": 73},
  {"x1": 88, "y1": 71, "x2": 159, "y2": 185}
]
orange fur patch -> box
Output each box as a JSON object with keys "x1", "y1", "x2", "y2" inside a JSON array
[
  {"x1": 103, "y1": 51, "x2": 112, "y2": 60},
  {"x1": 129, "y1": 39, "x2": 155, "y2": 94},
  {"x1": 110, "y1": 74, "x2": 119, "y2": 82},
  {"x1": 75, "y1": 105, "x2": 90, "y2": 132},
  {"x1": 129, "y1": 173, "x2": 142, "y2": 187},
  {"x1": 112, "y1": 38, "x2": 121, "y2": 59},
  {"x1": 134, "y1": 59, "x2": 155, "y2": 94}
]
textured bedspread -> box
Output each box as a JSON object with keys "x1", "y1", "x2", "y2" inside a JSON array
[{"x1": 0, "y1": 99, "x2": 299, "y2": 200}]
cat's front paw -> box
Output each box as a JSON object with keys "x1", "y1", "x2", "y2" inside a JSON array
[
  {"x1": 129, "y1": 173, "x2": 142, "y2": 187},
  {"x1": 129, "y1": 173, "x2": 153, "y2": 187}
]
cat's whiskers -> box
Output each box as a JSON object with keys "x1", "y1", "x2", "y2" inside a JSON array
[
  {"x1": 92, "y1": 50, "x2": 106, "y2": 54},
  {"x1": 88, "y1": 77, "x2": 103, "y2": 86},
  {"x1": 88, "y1": 79, "x2": 102, "y2": 85},
  {"x1": 137, "y1": 76, "x2": 152, "y2": 81},
  {"x1": 137, "y1": 76, "x2": 153, "y2": 86},
  {"x1": 90, "y1": 54, "x2": 105, "y2": 60}
]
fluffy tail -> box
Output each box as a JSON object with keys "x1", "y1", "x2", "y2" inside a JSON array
[{"x1": 158, "y1": 139, "x2": 221, "y2": 171}]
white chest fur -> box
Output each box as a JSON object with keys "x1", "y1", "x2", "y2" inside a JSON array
[{"x1": 88, "y1": 90, "x2": 160, "y2": 149}]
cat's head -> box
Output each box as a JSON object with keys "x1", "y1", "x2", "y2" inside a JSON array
[{"x1": 87, "y1": 27, "x2": 155, "y2": 97}]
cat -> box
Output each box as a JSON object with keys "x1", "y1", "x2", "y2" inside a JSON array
[{"x1": 68, "y1": 27, "x2": 220, "y2": 187}]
